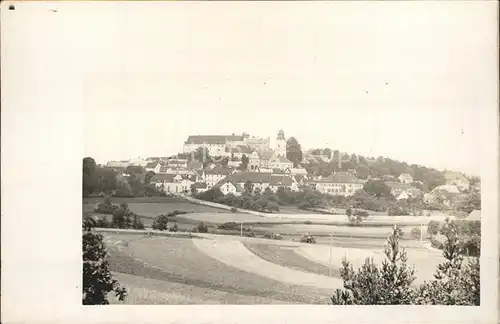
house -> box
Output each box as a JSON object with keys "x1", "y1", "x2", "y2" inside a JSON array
[
  {"x1": 212, "y1": 179, "x2": 245, "y2": 196},
  {"x1": 150, "y1": 174, "x2": 184, "y2": 194},
  {"x1": 424, "y1": 184, "x2": 461, "y2": 208},
  {"x1": 248, "y1": 151, "x2": 261, "y2": 171},
  {"x1": 225, "y1": 171, "x2": 298, "y2": 193},
  {"x1": 129, "y1": 158, "x2": 149, "y2": 167},
  {"x1": 182, "y1": 134, "x2": 245, "y2": 157},
  {"x1": 398, "y1": 173, "x2": 414, "y2": 184},
  {"x1": 314, "y1": 172, "x2": 365, "y2": 196},
  {"x1": 106, "y1": 160, "x2": 131, "y2": 168},
  {"x1": 385, "y1": 182, "x2": 412, "y2": 197},
  {"x1": 444, "y1": 172, "x2": 470, "y2": 192},
  {"x1": 144, "y1": 162, "x2": 161, "y2": 174},
  {"x1": 466, "y1": 209, "x2": 481, "y2": 221},
  {"x1": 225, "y1": 145, "x2": 253, "y2": 159},
  {"x1": 167, "y1": 158, "x2": 188, "y2": 169},
  {"x1": 200, "y1": 168, "x2": 235, "y2": 189},
  {"x1": 268, "y1": 154, "x2": 294, "y2": 170}
]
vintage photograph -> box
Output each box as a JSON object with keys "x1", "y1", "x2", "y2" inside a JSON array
[{"x1": 81, "y1": 3, "x2": 485, "y2": 306}]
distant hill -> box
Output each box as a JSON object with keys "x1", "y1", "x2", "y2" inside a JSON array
[{"x1": 303, "y1": 149, "x2": 478, "y2": 192}]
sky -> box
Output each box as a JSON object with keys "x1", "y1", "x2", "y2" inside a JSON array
[{"x1": 74, "y1": 2, "x2": 496, "y2": 175}]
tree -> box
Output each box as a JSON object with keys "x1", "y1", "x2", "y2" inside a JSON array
[
  {"x1": 363, "y1": 180, "x2": 392, "y2": 198},
  {"x1": 193, "y1": 147, "x2": 211, "y2": 165},
  {"x1": 125, "y1": 165, "x2": 145, "y2": 175},
  {"x1": 254, "y1": 187, "x2": 262, "y2": 196},
  {"x1": 244, "y1": 180, "x2": 253, "y2": 194},
  {"x1": 221, "y1": 157, "x2": 229, "y2": 168},
  {"x1": 94, "y1": 167, "x2": 118, "y2": 194},
  {"x1": 240, "y1": 154, "x2": 249, "y2": 171},
  {"x1": 144, "y1": 171, "x2": 155, "y2": 185},
  {"x1": 331, "y1": 225, "x2": 416, "y2": 305},
  {"x1": 286, "y1": 137, "x2": 303, "y2": 167},
  {"x1": 415, "y1": 218, "x2": 480, "y2": 305},
  {"x1": 356, "y1": 165, "x2": 370, "y2": 180},
  {"x1": 82, "y1": 221, "x2": 126, "y2": 304},
  {"x1": 152, "y1": 214, "x2": 169, "y2": 231}
]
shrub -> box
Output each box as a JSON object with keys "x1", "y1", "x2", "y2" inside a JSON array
[
  {"x1": 304, "y1": 221, "x2": 312, "y2": 225},
  {"x1": 263, "y1": 232, "x2": 283, "y2": 240},
  {"x1": 218, "y1": 222, "x2": 240, "y2": 230},
  {"x1": 300, "y1": 234, "x2": 316, "y2": 244},
  {"x1": 168, "y1": 210, "x2": 188, "y2": 217},
  {"x1": 131, "y1": 213, "x2": 144, "y2": 230},
  {"x1": 354, "y1": 210, "x2": 370, "y2": 217},
  {"x1": 348, "y1": 215, "x2": 363, "y2": 226},
  {"x1": 169, "y1": 222, "x2": 179, "y2": 232},
  {"x1": 427, "y1": 220, "x2": 440, "y2": 236},
  {"x1": 244, "y1": 232, "x2": 256, "y2": 238},
  {"x1": 195, "y1": 222, "x2": 208, "y2": 233},
  {"x1": 231, "y1": 207, "x2": 238, "y2": 212},
  {"x1": 94, "y1": 197, "x2": 119, "y2": 214},
  {"x1": 82, "y1": 232, "x2": 127, "y2": 304},
  {"x1": 152, "y1": 214, "x2": 169, "y2": 231},
  {"x1": 410, "y1": 227, "x2": 422, "y2": 239}
]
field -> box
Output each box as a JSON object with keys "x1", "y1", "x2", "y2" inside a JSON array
[{"x1": 101, "y1": 230, "x2": 444, "y2": 304}]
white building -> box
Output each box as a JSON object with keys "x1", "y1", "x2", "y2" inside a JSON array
[
  {"x1": 313, "y1": 172, "x2": 365, "y2": 196},
  {"x1": 398, "y1": 173, "x2": 414, "y2": 184},
  {"x1": 444, "y1": 172, "x2": 470, "y2": 192},
  {"x1": 145, "y1": 162, "x2": 161, "y2": 174},
  {"x1": 200, "y1": 168, "x2": 235, "y2": 189},
  {"x1": 275, "y1": 129, "x2": 287, "y2": 157}
]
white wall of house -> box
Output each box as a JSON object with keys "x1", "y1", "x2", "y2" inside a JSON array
[
  {"x1": 317, "y1": 182, "x2": 363, "y2": 196},
  {"x1": 220, "y1": 182, "x2": 237, "y2": 195}
]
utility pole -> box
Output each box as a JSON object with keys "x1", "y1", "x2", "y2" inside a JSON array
[
  {"x1": 329, "y1": 234, "x2": 333, "y2": 277},
  {"x1": 241, "y1": 222, "x2": 243, "y2": 237}
]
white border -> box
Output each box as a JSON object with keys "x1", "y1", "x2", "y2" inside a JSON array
[{"x1": 1, "y1": 1, "x2": 498, "y2": 323}]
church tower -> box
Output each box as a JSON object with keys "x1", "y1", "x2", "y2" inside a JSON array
[{"x1": 275, "y1": 129, "x2": 287, "y2": 157}]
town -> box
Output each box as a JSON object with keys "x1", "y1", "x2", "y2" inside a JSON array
[{"x1": 98, "y1": 129, "x2": 480, "y2": 219}]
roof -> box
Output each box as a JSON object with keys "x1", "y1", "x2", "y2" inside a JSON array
[
  {"x1": 399, "y1": 173, "x2": 413, "y2": 179},
  {"x1": 294, "y1": 175, "x2": 305, "y2": 182},
  {"x1": 204, "y1": 168, "x2": 233, "y2": 175},
  {"x1": 145, "y1": 162, "x2": 158, "y2": 168},
  {"x1": 318, "y1": 172, "x2": 364, "y2": 184},
  {"x1": 289, "y1": 168, "x2": 307, "y2": 175},
  {"x1": 270, "y1": 155, "x2": 293, "y2": 164},
  {"x1": 259, "y1": 150, "x2": 275, "y2": 160},
  {"x1": 270, "y1": 175, "x2": 293, "y2": 186},
  {"x1": 191, "y1": 182, "x2": 207, "y2": 189},
  {"x1": 230, "y1": 172, "x2": 273, "y2": 184},
  {"x1": 151, "y1": 174, "x2": 176, "y2": 182},
  {"x1": 432, "y1": 184, "x2": 460, "y2": 194},
  {"x1": 385, "y1": 182, "x2": 412, "y2": 190},
  {"x1": 185, "y1": 135, "x2": 244, "y2": 145},
  {"x1": 187, "y1": 161, "x2": 203, "y2": 170},
  {"x1": 467, "y1": 209, "x2": 481, "y2": 221}
]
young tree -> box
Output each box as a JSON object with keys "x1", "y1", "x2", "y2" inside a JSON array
[
  {"x1": 82, "y1": 219, "x2": 126, "y2": 304},
  {"x1": 331, "y1": 225, "x2": 416, "y2": 305}
]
